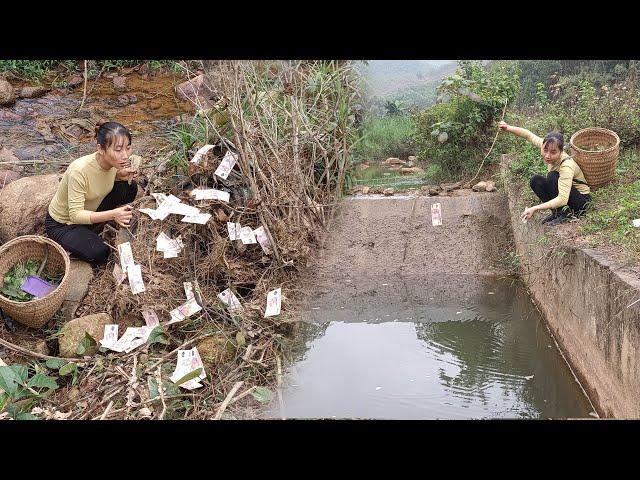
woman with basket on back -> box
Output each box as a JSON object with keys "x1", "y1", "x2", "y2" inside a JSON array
[{"x1": 498, "y1": 121, "x2": 592, "y2": 226}]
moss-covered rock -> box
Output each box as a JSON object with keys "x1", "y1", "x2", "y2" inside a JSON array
[{"x1": 58, "y1": 313, "x2": 113, "y2": 358}]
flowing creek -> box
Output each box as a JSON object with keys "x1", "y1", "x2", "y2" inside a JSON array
[{"x1": 269, "y1": 274, "x2": 595, "y2": 419}]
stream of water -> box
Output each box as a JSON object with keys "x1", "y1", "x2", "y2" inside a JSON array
[{"x1": 270, "y1": 275, "x2": 595, "y2": 419}]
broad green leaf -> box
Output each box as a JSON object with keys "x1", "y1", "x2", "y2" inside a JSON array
[
  {"x1": 147, "y1": 326, "x2": 169, "y2": 346},
  {"x1": 0, "y1": 366, "x2": 20, "y2": 396},
  {"x1": 251, "y1": 386, "x2": 275, "y2": 405},
  {"x1": 59, "y1": 363, "x2": 77, "y2": 376},
  {"x1": 45, "y1": 359, "x2": 66, "y2": 370},
  {"x1": 172, "y1": 368, "x2": 202, "y2": 387},
  {"x1": 27, "y1": 374, "x2": 58, "y2": 391},
  {"x1": 235, "y1": 332, "x2": 246, "y2": 348},
  {"x1": 9, "y1": 365, "x2": 28, "y2": 384},
  {"x1": 76, "y1": 332, "x2": 97, "y2": 355},
  {"x1": 15, "y1": 412, "x2": 38, "y2": 420}
]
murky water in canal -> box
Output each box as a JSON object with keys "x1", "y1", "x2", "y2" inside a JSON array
[{"x1": 270, "y1": 275, "x2": 595, "y2": 419}]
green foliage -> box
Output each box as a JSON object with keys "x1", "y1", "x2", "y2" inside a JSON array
[
  {"x1": 0, "y1": 363, "x2": 58, "y2": 419},
  {"x1": 1, "y1": 260, "x2": 39, "y2": 302},
  {"x1": 353, "y1": 115, "x2": 416, "y2": 163},
  {"x1": 147, "y1": 326, "x2": 170, "y2": 346},
  {"x1": 412, "y1": 60, "x2": 521, "y2": 179},
  {"x1": 76, "y1": 332, "x2": 97, "y2": 356}
]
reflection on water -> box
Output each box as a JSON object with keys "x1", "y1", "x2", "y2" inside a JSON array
[{"x1": 270, "y1": 276, "x2": 594, "y2": 419}]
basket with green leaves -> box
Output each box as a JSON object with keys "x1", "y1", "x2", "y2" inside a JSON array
[{"x1": 0, "y1": 236, "x2": 70, "y2": 328}]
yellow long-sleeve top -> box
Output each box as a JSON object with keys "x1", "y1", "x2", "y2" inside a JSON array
[
  {"x1": 48, "y1": 152, "x2": 117, "y2": 225},
  {"x1": 522, "y1": 130, "x2": 590, "y2": 209}
]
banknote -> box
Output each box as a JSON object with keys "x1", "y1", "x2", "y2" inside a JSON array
[
  {"x1": 117, "y1": 242, "x2": 135, "y2": 273},
  {"x1": 99, "y1": 324, "x2": 119, "y2": 349},
  {"x1": 139, "y1": 208, "x2": 159, "y2": 220},
  {"x1": 112, "y1": 264, "x2": 127, "y2": 285},
  {"x1": 431, "y1": 203, "x2": 442, "y2": 226},
  {"x1": 227, "y1": 222, "x2": 242, "y2": 240},
  {"x1": 154, "y1": 194, "x2": 181, "y2": 220},
  {"x1": 181, "y1": 213, "x2": 212, "y2": 224},
  {"x1": 265, "y1": 287, "x2": 282, "y2": 318},
  {"x1": 167, "y1": 202, "x2": 201, "y2": 216},
  {"x1": 141, "y1": 309, "x2": 160, "y2": 328},
  {"x1": 167, "y1": 297, "x2": 202, "y2": 324},
  {"x1": 183, "y1": 282, "x2": 195, "y2": 300},
  {"x1": 218, "y1": 288, "x2": 242, "y2": 311},
  {"x1": 170, "y1": 348, "x2": 205, "y2": 389},
  {"x1": 190, "y1": 188, "x2": 230, "y2": 202},
  {"x1": 127, "y1": 264, "x2": 146, "y2": 295},
  {"x1": 151, "y1": 192, "x2": 168, "y2": 206},
  {"x1": 190, "y1": 144, "x2": 215, "y2": 163},
  {"x1": 253, "y1": 226, "x2": 272, "y2": 254},
  {"x1": 214, "y1": 151, "x2": 238, "y2": 180},
  {"x1": 240, "y1": 226, "x2": 257, "y2": 244}
]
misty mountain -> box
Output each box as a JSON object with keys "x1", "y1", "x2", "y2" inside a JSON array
[{"x1": 358, "y1": 60, "x2": 458, "y2": 98}]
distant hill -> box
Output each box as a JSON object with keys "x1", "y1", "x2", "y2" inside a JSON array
[{"x1": 358, "y1": 60, "x2": 458, "y2": 99}]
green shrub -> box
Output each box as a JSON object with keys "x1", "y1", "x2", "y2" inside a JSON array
[
  {"x1": 412, "y1": 60, "x2": 521, "y2": 179},
  {"x1": 353, "y1": 115, "x2": 416, "y2": 163}
]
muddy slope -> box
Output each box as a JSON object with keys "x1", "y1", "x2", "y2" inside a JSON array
[{"x1": 304, "y1": 192, "x2": 514, "y2": 311}]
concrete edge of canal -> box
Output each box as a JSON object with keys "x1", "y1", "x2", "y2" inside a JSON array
[{"x1": 501, "y1": 154, "x2": 640, "y2": 418}]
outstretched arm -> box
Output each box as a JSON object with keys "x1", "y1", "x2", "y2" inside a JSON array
[{"x1": 498, "y1": 121, "x2": 543, "y2": 147}]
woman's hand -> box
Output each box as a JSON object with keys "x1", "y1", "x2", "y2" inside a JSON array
[
  {"x1": 520, "y1": 206, "x2": 537, "y2": 222},
  {"x1": 112, "y1": 205, "x2": 133, "y2": 227},
  {"x1": 116, "y1": 167, "x2": 138, "y2": 182},
  {"x1": 498, "y1": 121, "x2": 509, "y2": 132}
]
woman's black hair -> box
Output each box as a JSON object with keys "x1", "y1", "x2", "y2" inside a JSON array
[
  {"x1": 542, "y1": 131, "x2": 564, "y2": 151},
  {"x1": 94, "y1": 121, "x2": 132, "y2": 149}
]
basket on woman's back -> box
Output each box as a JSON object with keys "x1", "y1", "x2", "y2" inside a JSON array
[{"x1": 569, "y1": 127, "x2": 620, "y2": 189}]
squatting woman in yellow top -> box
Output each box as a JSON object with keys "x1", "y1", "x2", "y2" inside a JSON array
[
  {"x1": 499, "y1": 121, "x2": 592, "y2": 226},
  {"x1": 45, "y1": 121, "x2": 138, "y2": 263}
]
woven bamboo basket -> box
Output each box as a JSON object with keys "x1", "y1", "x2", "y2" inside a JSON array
[
  {"x1": 569, "y1": 127, "x2": 620, "y2": 189},
  {"x1": 0, "y1": 236, "x2": 70, "y2": 328}
]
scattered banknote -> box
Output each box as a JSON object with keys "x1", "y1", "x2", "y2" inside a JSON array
[
  {"x1": 253, "y1": 226, "x2": 272, "y2": 254},
  {"x1": 190, "y1": 144, "x2": 215, "y2": 163},
  {"x1": 183, "y1": 282, "x2": 195, "y2": 300},
  {"x1": 151, "y1": 192, "x2": 168, "y2": 206},
  {"x1": 170, "y1": 348, "x2": 205, "y2": 390},
  {"x1": 139, "y1": 208, "x2": 160, "y2": 220},
  {"x1": 265, "y1": 287, "x2": 282, "y2": 318},
  {"x1": 127, "y1": 264, "x2": 146, "y2": 295},
  {"x1": 141, "y1": 309, "x2": 160, "y2": 328},
  {"x1": 107, "y1": 326, "x2": 152, "y2": 353},
  {"x1": 100, "y1": 324, "x2": 119, "y2": 349},
  {"x1": 112, "y1": 264, "x2": 127, "y2": 285},
  {"x1": 214, "y1": 151, "x2": 238, "y2": 180},
  {"x1": 190, "y1": 188, "x2": 230, "y2": 202},
  {"x1": 218, "y1": 288, "x2": 242, "y2": 311},
  {"x1": 227, "y1": 222, "x2": 242, "y2": 240},
  {"x1": 167, "y1": 202, "x2": 201, "y2": 216},
  {"x1": 181, "y1": 213, "x2": 212, "y2": 224},
  {"x1": 240, "y1": 226, "x2": 257, "y2": 244},
  {"x1": 431, "y1": 203, "x2": 442, "y2": 226},
  {"x1": 154, "y1": 194, "x2": 181, "y2": 220},
  {"x1": 129, "y1": 154, "x2": 143, "y2": 172},
  {"x1": 156, "y1": 232, "x2": 184, "y2": 258},
  {"x1": 118, "y1": 242, "x2": 135, "y2": 273},
  {"x1": 167, "y1": 297, "x2": 203, "y2": 325}
]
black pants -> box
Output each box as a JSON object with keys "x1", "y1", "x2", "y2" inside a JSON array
[
  {"x1": 529, "y1": 171, "x2": 591, "y2": 217},
  {"x1": 45, "y1": 181, "x2": 137, "y2": 264}
]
